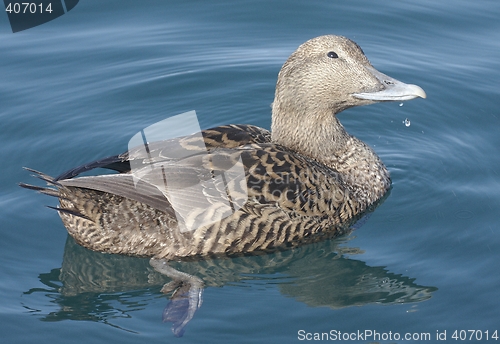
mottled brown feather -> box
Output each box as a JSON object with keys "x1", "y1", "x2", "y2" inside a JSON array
[{"x1": 20, "y1": 35, "x2": 425, "y2": 260}]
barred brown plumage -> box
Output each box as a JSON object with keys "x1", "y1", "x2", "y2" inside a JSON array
[{"x1": 20, "y1": 35, "x2": 425, "y2": 336}]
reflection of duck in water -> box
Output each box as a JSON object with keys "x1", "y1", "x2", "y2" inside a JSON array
[
  {"x1": 25, "y1": 237, "x2": 436, "y2": 334},
  {"x1": 21, "y1": 35, "x2": 426, "y2": 336}
]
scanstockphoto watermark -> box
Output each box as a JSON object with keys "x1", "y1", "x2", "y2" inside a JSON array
[
  {"x1": 298, "y1": 329, "x2": 432, "y2": 341},
  {"x1": 297, "y1": 329, "x2": 499, "y2": 341},
  {"x1": 127, "y1": 110, "x2": 249, "y2": 233},
  {"x1": 127, "y1": 110, "x2": 351, "y2": 233},
  {"x1": 3, "y1": 0, "x2": 79, "y2": 33}
]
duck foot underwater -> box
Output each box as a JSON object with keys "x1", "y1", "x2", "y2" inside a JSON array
[
  {"x1": 150, "y1": 259, "x2": 203, "y2": 337},
  {"x1": 20, "y1": 35, "x2": 425, "y2": 336}
]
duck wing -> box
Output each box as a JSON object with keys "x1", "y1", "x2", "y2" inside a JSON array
[
  {"x1": 54, "y1": 124, "x2": 272, "y2": 232},
  {"x1": 60, "y1": 140, "x2": 358, "y2": 233},
  {"x1": 59, "y1": 145, "x2": 249, "y2": 232},
  {"x1": 54, "y1": 124, "x2": 271, "y2": 181}
]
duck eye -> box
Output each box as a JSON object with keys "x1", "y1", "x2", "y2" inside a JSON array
[{"x1": 327, "y1": 51, "x2": 338, "y2": 58}]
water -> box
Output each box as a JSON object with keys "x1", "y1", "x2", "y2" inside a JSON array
[{"x1": 2, "y1": 0, "x2": 500, "y2": 342}]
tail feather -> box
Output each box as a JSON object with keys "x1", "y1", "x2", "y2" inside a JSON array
[
  {"x1": 54, "y1": 154, "x2": 129, "y2": 181},
  {"x1": 46, "y1": 205, "x2": 90, "y2": 220},
  {"x1": 18, "y1": 182, "x2": 60, "y2": 198},
  {"x1": 23, "y1": 167, "x2": 62, "y2": 186},
  {"x1": 18, "y1": 167, "x2": 79, "y2": 204}
]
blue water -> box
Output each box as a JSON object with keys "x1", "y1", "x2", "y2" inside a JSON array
[{"x1": 2, "y1": 0, "x2": 500, "y2": 342}]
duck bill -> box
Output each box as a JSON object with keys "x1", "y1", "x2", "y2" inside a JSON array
[{"x1": 353, "y1": 66, "x2": 426, "y2": 101}]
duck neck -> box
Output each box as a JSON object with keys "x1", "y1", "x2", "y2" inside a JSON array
[
  {"x1": 271, "y1": 106, "x2": 391, "y2": 205},
  {"x1": 271, "y1": 106, "x2": 350, "y2": 165}
]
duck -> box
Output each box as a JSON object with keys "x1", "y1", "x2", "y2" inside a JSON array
[{"x1": 21, "y1": 35, "x2": 425, "y2": 335}]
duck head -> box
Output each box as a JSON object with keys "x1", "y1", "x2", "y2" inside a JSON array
[{"x1": 271, "y1": 35, "x2": 425, "y2": 157}]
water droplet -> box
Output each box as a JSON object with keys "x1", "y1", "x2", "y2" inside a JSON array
[
  {"x1": 399, "y1": 103, "x2": 404, "y2": 107},
  {"x1": 403, "y1": 118, "x2": 410, "y2": 127}
]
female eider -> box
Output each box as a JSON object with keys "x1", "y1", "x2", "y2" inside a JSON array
[{"x1": 21, "y1": 35, "x2": 425, "y2": 334}]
